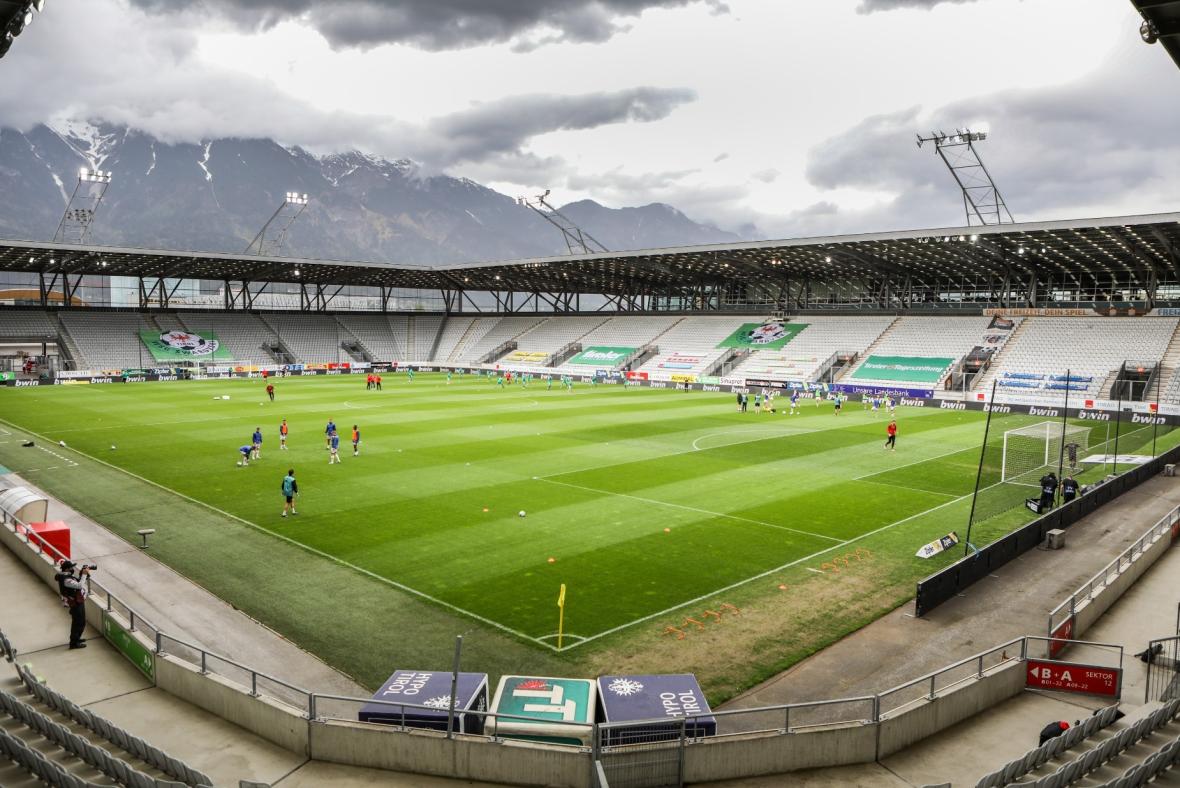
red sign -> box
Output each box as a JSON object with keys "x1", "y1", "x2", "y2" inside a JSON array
[
  {"x1": 1026, "y1": 659, "x2": 1120, "y2": 698},
  {"x1": 1049, "y1": 617, "x2": 1074, "y2": 658}
]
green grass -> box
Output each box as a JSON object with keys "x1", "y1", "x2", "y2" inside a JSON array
[{"x1": 0, "y1": 373, "x2": 1171, "y2": 699}]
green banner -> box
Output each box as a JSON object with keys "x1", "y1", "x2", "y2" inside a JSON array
[
  {"x1": 566, "y1": 346, "x2": 635, "y2": 366},
  {"x1": 851, "y1": 355, "x2": 954, "y2": 383},
  {"x1": 102, "y1": 612, "x2": 155, "y2": 681},
  {"x1": 717, "y1": 322, "x2": 808, "y2": 350},
  {"x1": 139, "y1": 330, "x2": 231, "y2": 362},
  {"x1": 0, "y1": 372, "x2": 14, "y2": 382}
]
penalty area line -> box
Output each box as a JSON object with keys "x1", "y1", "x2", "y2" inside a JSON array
[
  {"x1": 561, "y1": 479, "x2": 994, "y2": 651},
  {"x1": 0, "y1": 416, "x2": 558, "y2": 653},
  {"x1": 535, "y1": 477, "x2": 844, "y2": 544}
]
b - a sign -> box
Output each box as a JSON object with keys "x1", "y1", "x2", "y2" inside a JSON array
[{"x1": 1026, "y1": 658, "x2": 1121, "y2": 698}]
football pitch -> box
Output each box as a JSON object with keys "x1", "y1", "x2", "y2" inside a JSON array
[{"x1": 0, "y1": 373, "x2": 1169, "y2": 697}]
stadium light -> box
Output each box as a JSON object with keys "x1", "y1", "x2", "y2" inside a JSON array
[
  {"x1": 1017, "y1": 246, "x2": 1026, "y2": 255},
  {"x1": 293, "y1": 268, "x2": 301, "y2": 277},
  {"x1": 824, "y1": 255, "x2": 832, "y2": 263},
  {"x1": 1141, "y1": 19, "x2": 1159, "y2": 45}
]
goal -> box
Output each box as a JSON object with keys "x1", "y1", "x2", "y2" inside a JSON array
[{"x1": 1001, "y1": 421, "x2": 1090, "y2": 483}]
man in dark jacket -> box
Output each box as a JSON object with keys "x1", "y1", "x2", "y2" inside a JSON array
[{"x1": 53, "y1": 560, "x2": 90, "y2": 649}]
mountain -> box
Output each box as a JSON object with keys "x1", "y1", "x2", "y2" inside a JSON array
[{"x1": 0, "y1": 121, "x2": 741, "y2": 265}]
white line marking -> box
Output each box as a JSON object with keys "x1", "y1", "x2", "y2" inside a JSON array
[
  {"x1": 536, "y1": 477, "x2": 845, "y2": 543},
  {"x1": 691, "y1": 425, "x2": 822, "y2": 451},
  {"x1": 0, "y1": 416, "x2": 555, "y2": 652},
  {"x1": 564, "y1": 478, "x2": 1009, "y2": 650},
  {"x1": 853, "y1": 444, "x2": 975, "y2": 480},
  {"x1": 855, "y1": 478, "x2": 959, "y2": 498},
  {"x1": 806, "y1": 568, "x2": 824, "y2": 574}
]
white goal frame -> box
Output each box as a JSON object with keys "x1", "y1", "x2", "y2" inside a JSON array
[{"x1": 1001, "y1": 421, "x2": 1090, "y2": 483}]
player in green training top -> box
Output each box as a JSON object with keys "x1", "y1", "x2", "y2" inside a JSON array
[
  {"x1": 446, "y1": 371, "x2": 452, "y2": 385},
  {"x1": 407, "y1": 368, "x2": 415, "y2": 382}
]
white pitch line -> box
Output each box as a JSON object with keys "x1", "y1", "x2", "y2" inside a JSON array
[
  {"x1": 690, "y1": 425, "x2": 823, "y2": 452},
  {"x1": 536, "y1": 477, "x2": 845, "y2": 543},
  {"x1": 855, "y1": 477, "x2": 959, "y2": 498},
  {"x1": 0, "y1": 416, "x2": 556, "y2": 652},
  {"x1": 853, "y1": 444, "x2": 976, "y2": 480},
  {"x1": 563, "y1": 478, "x2": 1008, "y2": 650}
]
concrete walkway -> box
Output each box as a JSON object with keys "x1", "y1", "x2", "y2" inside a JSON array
[{"x1": 4, "y1": 471, "x2": 367, "y2": 698}]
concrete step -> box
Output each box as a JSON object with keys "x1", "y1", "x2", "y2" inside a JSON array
[{"x1": 1069, "y1": 737, "x2": 1168, "y2": 786}]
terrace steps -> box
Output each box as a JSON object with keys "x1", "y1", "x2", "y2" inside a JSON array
[
  {"x1": 972, "y1": 317, "x2": 1032, "y2": 393},
  {"x1": 50, "y1": 314, "x2": 86, "y2": 370},
  {"x1": 836, "y1": 316, "x2": 900, "y2": 380},
  {"x1": 444, "y1": 317, "x2": 481, "y2": 362}
]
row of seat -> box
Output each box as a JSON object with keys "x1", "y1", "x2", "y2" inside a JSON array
[{"x1": 976, "y1": 704, "x2": 1125, "y2": 787}]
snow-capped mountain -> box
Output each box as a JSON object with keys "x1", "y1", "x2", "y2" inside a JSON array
[{"x1": 0, "y1": 120, "x2": 740, "y2": 265}]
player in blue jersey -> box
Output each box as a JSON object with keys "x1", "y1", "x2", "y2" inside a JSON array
[
  {"x1": 324, "y1": 418, "x2": 336, "y2": 451},
  {"x1": 238, "y1": 445, "x2": 252, "y2": 466},
  {"x1": 252, "y1": 427, "x2": 263, "y2": 460},
  {"x1": 328, "y1": 430, "x2": 341, "y2": 464},
  {"x1": 789, "y1": 391, "x2": 800, "y2": 415}
]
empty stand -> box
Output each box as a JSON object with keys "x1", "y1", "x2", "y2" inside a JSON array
[
  {"x1": 261, "y1": 314, "x2": 348, "y2": 365},
  {"x1": 175, "y1": 312, "x2": 279, "y2": 365},
  {"x1": 334, "y1": 314, "x2": 404, "y2": 362},
  {"x1": 0, "y1": 310, "x2": 58, "y2": 339},
  {"x1": 729, "y1": 315, "x2": 895, "y2": 382},
  {"x1": 634, "y1": 316, "x2": 763, "y2": 377},
  {"x1": 457, "y1": 316, "x2": 546, "y2": 363},
  {"x1": 57, "y1": 312, "x2": 160, "y2": 370},
  {"x1": 987, "y1": 317, "x2": 1179, "y2": 401},
  {"x1": 842, "y1": 316, "x2": 993, "y2": 389}
]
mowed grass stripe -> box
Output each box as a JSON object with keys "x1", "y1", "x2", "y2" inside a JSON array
[{"x1": 0, "y1": 374, "x2": 995, "y2": 642}]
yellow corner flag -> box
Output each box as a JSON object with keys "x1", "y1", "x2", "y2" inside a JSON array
[{"x1": 557, "y1": 583, "x2": 567, "y2": 650}]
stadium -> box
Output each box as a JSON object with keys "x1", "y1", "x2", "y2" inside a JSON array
[{"x1": 1, "y1": 2, "x2": 1180, "y2": 788}]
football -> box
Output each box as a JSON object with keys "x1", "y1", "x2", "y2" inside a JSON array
[
  {"x1": 58, "y1": 440, "x2": 66, "y2": 447},
  {"x1": 110, "y1": 445, "x2": 116, "y2": 450},
  {"x1": 518, "y1": 510, "x2": 526, "y2": 518},
  {"x1": 236, "y1": 461, "x2": 243, "y2": 466}
]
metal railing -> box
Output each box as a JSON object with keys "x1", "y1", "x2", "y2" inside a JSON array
[
  {"x1": 1145, "y1": 636, "x2": 1180, "y2": 704},
  {"x1": 1047, "y1": 505, "x2": 1180, "y2": 639}
]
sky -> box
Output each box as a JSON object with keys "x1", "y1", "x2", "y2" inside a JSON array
[{"x1": 1, "y1": 0, "x2": 1178, "y2": 239}]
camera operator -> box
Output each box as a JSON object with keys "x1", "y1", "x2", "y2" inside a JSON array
[{"x1": 53, "y1": 560, "x2": 95, "y2": 650}]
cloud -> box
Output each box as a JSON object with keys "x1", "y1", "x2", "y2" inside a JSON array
[
  {"x1": 856, "y1": 0, "x2": 980, "y2": 13},
  {"x1": 786, "y1": 44, "x2": 1180, "y2": 235},
  {"x1": 751, "y1": 168, "x2": 779, "y2": 183},
  {"x1": 712, "y1": 152, "x2": 729, "y2": 163},
  {"x1": 129, "y1": 0, "x2": 730, "y2": 51},
  {"x1": 0, "y1": 0, "x2": 695, "y2": 174}
]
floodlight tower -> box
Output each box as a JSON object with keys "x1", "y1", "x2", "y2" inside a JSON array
[
  {"x1": 54, "y1": 167, "x2": 113, "y2": 244},
  {"x1": 518, "y1": 189, "x2": 609, "y2": 255},
  {"x1": 916, "y1": 129, "x2": 1014, "y2": 226},
  {"x1": 245, "y1": 191, "x2": 310, "y2": 256}
]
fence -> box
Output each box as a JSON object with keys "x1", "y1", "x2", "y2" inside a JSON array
[
  {"x1": 1146, "y1": 637, "x2": 1180, "y2": 704},
  {"x1": 1046, "y1": 505, "x2": 1180, "y2": 655},
  {"x1": 0, "y1": 493, "x2": 1140, "y2": 787},
  {"x1": 916, "y1": 441, "x2": 1180, "y2": 617}
]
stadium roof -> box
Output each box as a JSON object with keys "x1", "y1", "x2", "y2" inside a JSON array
[
  {"x1": 1, "y1": 212, "x2": 1179, "y2": 296},
  {"x1": 1133, "y1": 0, "x2": 1180, "y2": 71}
]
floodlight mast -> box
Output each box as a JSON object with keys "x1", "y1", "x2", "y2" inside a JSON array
[
  {"x1": 518, "y1": 190, "x2": 609, "y2": 255},
  {"x1": 54, "y1": 168, "x2": 113, "y2": 244},
  {"x1": 245, "y1": 191, "x2": 309, "y2": 256},
  {"x1": 916, "y1": 129, "x2": 1014, "y2": 226}
]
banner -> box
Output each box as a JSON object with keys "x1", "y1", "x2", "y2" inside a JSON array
[
  {"x1": 717, "y1": 321, "x2": 808, "y2": 350},
  {"x1": 567, "y1": 346, "x2": 635, "y2": 366},
  {"x1": 915, "y1": 531, "x2": 960, "y2": 559},
  {"x1": 139, "y1": 330, "x2": 232, "y2": 361},
  {"x1": 505, "y1": 350, "x2": 548, "y2": 363},
  {"x1": 851, "y1": 355, "x2": 954, "y2": 384}
]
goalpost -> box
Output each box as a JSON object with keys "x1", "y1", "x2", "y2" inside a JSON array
[{"x1": 1001, "y1": 421, "x2": 1091, "y2": 483}]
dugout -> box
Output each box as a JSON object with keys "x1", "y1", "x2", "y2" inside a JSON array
[
  {"x1": 358, "y1": 670, "x2": 488, "y2": 734},
  {"x1": 597, "y1": 674, "x2": 716, "y2": 745},
  {"x1": 0, "y1": 487, "x2": 49, "y2": 525}
]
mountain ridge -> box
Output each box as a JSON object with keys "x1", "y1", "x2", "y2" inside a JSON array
[{"x1": 0, "y1": 120, "x2": 742, "y2": 265}]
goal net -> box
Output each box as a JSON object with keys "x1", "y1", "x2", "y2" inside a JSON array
[{"x1": 1001, "y1": 421, "x2": 1090, "y2": 483}]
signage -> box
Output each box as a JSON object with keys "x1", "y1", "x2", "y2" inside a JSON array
[
  {"x1": 505, "y1": 350, "x2": 548, "y2": 362},
  {"x1": 851, "y1": 355, "x2": 954, "y2": 384},
  {"x1": 915, "y1": 531, "x2": 960, "y2": 559},
  {"x1": 983, "y1": 308, "x2": 1094, "y2": 317},
  {"x1": 139, "y1": 330, "x2": 232, "y2": 361},
  {"x1": 597, "y1": 674, "x2": 716, "y2": 744},
  {"x1": 490, "y1": 676, "x2": 596, "y2": 745},
  {"x1": 1049, "y1": 616, "x2": 1074, "y2": 658},
  {"x1": 567, "y1": 346, "x2": 636, "y2": 366},
  {"x1": 1025, "y1": 659, "x2": 1120, "y2": 698},
  {"x1": 102, "y1": 612, "x2": 155, "y2": 681},
  {"x1": 358, "y1": 670, "x2": 488, "y2": 734},
  {"x1": 717, "y1": 321, "x2": 808, "y2": 350}
]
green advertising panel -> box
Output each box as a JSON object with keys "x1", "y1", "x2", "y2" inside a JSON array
[
  {"x1": 566, "y1": 346, "x2": 635, "y2": 366},
  {"x1": 717, "y1": 322, "x2": 808, "y2": 350},
  {"x1": 102, "y1": 612, "x2": 155, "y2": 681},
  {"x1": 491, "y1": 676, "x2": 595, "y2": 745},
  {"x1": 139, "y1": 330, "x2": 232, "y2": 362},
  {"x1": 851, "y1": 355, "x2": 954, "y2": 383},
  {"x1": 0, "y1": 372, "x2": 14, "y2": 381}
]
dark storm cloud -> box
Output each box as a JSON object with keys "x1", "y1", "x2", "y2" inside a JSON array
[
  {"x1": 128, "y1": 0, "x2": 730, "y2": 50},
  {"x1": 856, "y1": 0, "x2": 980, "y2": 12}
]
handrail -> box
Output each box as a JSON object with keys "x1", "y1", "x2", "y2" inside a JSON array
[{"x1": 1047, "y1": 505, "x2": 1180, "y2": 635}]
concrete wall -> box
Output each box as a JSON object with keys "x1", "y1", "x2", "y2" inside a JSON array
[
  {"x1": 155, "y1": 655, "x2": 310, "y2": 755},
  {"x1": 876, "y1": 660, "x2": 1026, "y2": 758},
  {"x1": 0, "y1": 519, "x2": 59, "y2": 584},
  {"x1": 309, "y1": 720, "x2": 591, "y2": 788},
  {"x1": 1073, "y1": 530, "x2": 1173, "y2": 640},
  {"x1": 683, "y1": 724, "x2": 878, "y2": 783}
]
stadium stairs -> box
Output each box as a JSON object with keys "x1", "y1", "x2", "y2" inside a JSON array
[
  {"x1": 973, "y1": 699, "x2": 1180, "y2": 787},
  {"x1": 255, "y1": 315, "x2": 302, "y2": 365},
  {"x1": 1156, "y1": 322, "x2": 1180, "y2": 405},
  {"x1": 972, "y1": 318, "x2": 1033, "y2": 395},
  {"x1": 51, "y1": 314, "x2": 87, "y2": 371},
  {"x1": 0, "y1": 630, "x2": 215, "y2": 788},
  {"x1": 834, "y1": 316, "x2": 900, "y2": 380}
]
